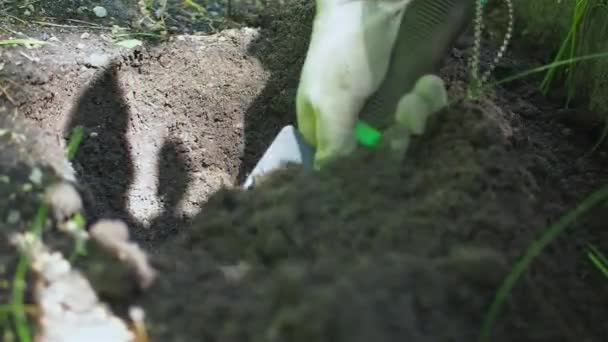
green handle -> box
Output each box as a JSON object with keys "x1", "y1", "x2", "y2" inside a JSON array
[{"x1": 355, "y1": 121, "x2": 382, "y2": 149}]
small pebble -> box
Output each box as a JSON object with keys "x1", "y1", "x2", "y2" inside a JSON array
[
  {"x1": 88, "y1": 53, "x2": 109, "y2": 68},
  {"x1": 29, "y1": 167, "x2": 43, "y2": 185},
  {"x1": 76, "y1": 43, "x2": 85, "y2": 49},
  {"x1": 93, "y1": 6, "x2": 108, "y2": 18},
  {"x1": 99, "y1": 34, "x2": 112, "y2": 43},
  {"x1": 7, "y1": 210, "x2": 20, "y2": 224},
  {"x1": 45, "y1": 182, "x2": 83, "y2": 221},
  {"x1": 80, "y1": 32, "x2": 90, "y2": 39}
]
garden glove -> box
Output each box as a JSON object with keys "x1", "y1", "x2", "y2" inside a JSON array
[
  {"x1": 296, "y1": 0, "x2": 413, "y2": 169},
  {"x1": 382, "y1": 74, "x2": 449, "y2": 158},
  {"x1": 296, "y1": 0, "x2": 473, "y2": 169}
]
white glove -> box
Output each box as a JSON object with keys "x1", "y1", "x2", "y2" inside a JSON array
[{"x1": 296, "y1": 0, "x2": 414, "y2": 169}]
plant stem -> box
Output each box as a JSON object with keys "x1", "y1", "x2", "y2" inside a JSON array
[{"x1": 10, "y1": 204, "x2": 49, "y2": 342}]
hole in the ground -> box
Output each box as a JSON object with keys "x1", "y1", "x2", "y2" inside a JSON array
[{"x1": 16, "y1": 35, "x2": 274, "y2": 244}]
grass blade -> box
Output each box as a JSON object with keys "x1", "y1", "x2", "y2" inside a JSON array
[
  {"x1": 539, "y1": 16, "x2": 574, "y2": 93},
  {"x1": 65, "y1": 126, "x2": 84, "y2": 161},
  {"x1": 564, "y1": 0, "x2": 587, "y2": 106},
  {"x1": 478, "y1": 182, "x2": 608, "y2": 342},
  {"x1": 586, "y1": 244, "x2": 608, "y2": 280},
  {"x1": 11, "y1": 203, "x2": 49, "y2": 342},
  {"x1": 489, "y1": 51, "x2": 608, "y2": 88},
  {"x1": 539, "y1": 0, "x2": 590, "y2": 96},
  {"x1": 0, "y1": 39, "x2": 47, "y2": 48}
]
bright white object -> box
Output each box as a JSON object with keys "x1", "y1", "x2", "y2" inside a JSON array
[{"x1": 242, "y1": 125, "x2": 315, "y2": 189}]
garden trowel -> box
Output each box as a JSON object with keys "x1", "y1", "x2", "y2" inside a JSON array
[{"x1": 242, "y1": 0, "x2": 474, "y2": 190}]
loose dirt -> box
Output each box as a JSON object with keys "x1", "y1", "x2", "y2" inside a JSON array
[{"x1": 1, "y1": 0, "x2": 607, "y2": 341}]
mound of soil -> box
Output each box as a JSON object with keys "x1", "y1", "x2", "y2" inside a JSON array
[
  {"x1": 1, "y1": 0, "x2": 608, "y2": 341},
  {"x1": 144, "y1": 98, "x2": 608, "y2": 341},
  {"x1": 139, "y1": 3, "x2": 608, "y2": 341}
]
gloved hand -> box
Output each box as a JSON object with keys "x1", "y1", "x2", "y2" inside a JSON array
[
  {"x1": 382, "y1": 74, "x2": 449, "y2": 157},
  {"x1": 296, "y1": 0, "x2": 413, "y2": 170}
]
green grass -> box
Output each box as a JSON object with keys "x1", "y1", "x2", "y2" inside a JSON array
[
  {"x1": 490, "y1": 51, "x2": 608, "y2": 88},
  {"x1": 67, "y1": 213, "x2": 88, "y2": 262},
  {"x1": 64, "y1": 126, "x2": 88, "y2": 262},
  {"x1": 478, "y1": 182, "x2": 608, "y2": 342},
  {"x1": 513, "y1": 0, "x2": 608, "y2": 151},
  {"x1": 402, "y1": 40, "x2": 608, "y2": 341},
  {"x1": 470, "y1": 45, "x2": 608, "y2": 342},
  {"x1": 1, "y1": 125, "x2": 86, "y2": 341},
  {"x1": 539, "y1": 0, "x2": 590, "y2": 103},
  {"x1": 9, "y1": 204, "x2": 49, "y2": 342},
  {"x1": 65, "y1": 126, "x2": 84, "y2": 161},
  {"x1": 183, "y1": 0, "x2": 206, "y2": 13},
  {"x1": 538, "y1": 0, "x2": 608, "y2": 110},
  {"x1": 469, "y1": 49, "x2": 608, "y2": 342},
  {"x1": 0, "y1": 39, "x2": 47, "y2": 48},
  {"x1": 586, "y1": 244, "x2": 608, "y2": 280},
  {"x1": 516, "y1": 0, "x2": 608, "y2": 115},
  {"x1": 448, "y1": 50, "x2": 608, "y2": 110},
  {"x1": 432, "y1": 4, "x2": 608, "y2": 337}
]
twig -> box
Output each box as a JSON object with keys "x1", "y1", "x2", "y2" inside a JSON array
[
  {"x1": 0, "y1": 83, "x2": 16, "y2": 105},
  {"x1": 18, "y1": 51, "x2": 38, "y2": 62},
  {"x1": 0, "y1": 25, "x2": 23, "y2": 35},
  {"x1": 32, "y1": 20, "x2": 110, "y2": 31},
  {"x1": 65, "y1": 18, "x2": 107, "y2": 28},
  {"x1": 3, "y1": 15, "x2": 27, "y2": 24}
]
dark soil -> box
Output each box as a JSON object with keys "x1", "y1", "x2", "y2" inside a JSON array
[{"x1": 1, "y1": 0, "x2": 608, "y2": 341}]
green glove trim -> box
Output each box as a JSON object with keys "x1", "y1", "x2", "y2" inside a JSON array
[{"x1": 355, "y1": 121, "x2": 382, "y2": 149}]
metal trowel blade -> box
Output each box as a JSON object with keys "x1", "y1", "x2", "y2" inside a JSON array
[{"x1": 242, "y1": 125, "x2": 315, "y2": 189}]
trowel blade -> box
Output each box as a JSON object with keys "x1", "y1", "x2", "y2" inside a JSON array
[{"x1": 242, "y1": 125, "x2": 315, "y2": 189}]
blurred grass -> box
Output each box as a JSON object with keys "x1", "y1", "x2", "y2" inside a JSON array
[
  {"x1": 0, "y1": 125, "x2": 86, "y2": 341},
  {"x1": 587, "y1": 243, "x2": 608, "y2": 280},
  {"x1": 479, "y1": 181, "x2": 608, "y2": 342},
  {"x1": 0, "y1": 39, "x2": 47, "y2": 48},
  {"x1": 514, "y1": 0, "x2": 608, "y2": 115}
]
